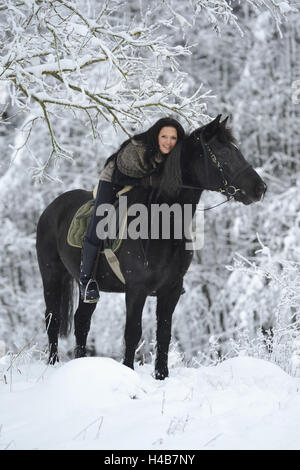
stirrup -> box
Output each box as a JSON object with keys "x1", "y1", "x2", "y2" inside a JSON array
[{"x1": 83, "y1": 278, "x2": 100, "y2": 303}]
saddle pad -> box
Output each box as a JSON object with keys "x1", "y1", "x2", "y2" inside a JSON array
[
  {"x1": 67, "y1": 192, "x2": 131, "y2": 285},
  {"x1": 67, "y1": 199, "x2": 127, "y2": 253},
  {"x1": 67, "y1": 200, "x2": 94, "y2": 249},
  {"x1": 67, "y1": 185, "x2": 133, "y2": 250}
]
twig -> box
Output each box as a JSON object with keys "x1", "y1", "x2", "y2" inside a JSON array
[
  {"x1": 73, "y1": 416, "x2": 104, "y2": 441},
  {"x1": 203, "y1": 432, "x2": 223, "y2": 447},
  {"x1": 6, "y1": 312, "x2": 52, "y2": 373},
  {"x1": 161, "y1": 391, "x2": 166, "y2": 415}
]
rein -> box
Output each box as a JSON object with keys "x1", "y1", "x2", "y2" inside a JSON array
[{"x1": 180, "y1": 183, "x2": 234, "y2": 211}]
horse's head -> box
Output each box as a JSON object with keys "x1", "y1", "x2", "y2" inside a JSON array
[{"x1": 185, "y1": 115, "x2": 267, "y2": 205}]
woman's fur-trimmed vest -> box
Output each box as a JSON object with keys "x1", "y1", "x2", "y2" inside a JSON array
[{"x1": 99, "y1": 139, "x2": 163, "y2": 183}]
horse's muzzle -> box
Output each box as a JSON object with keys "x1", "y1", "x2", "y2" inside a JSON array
[{"x1": 256, "y1": 181, "x2": 267, "y2": 201}]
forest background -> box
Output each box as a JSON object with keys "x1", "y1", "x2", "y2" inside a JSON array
[{"x1": 1, "y1": 0, "x2": 300, "y2": 373}]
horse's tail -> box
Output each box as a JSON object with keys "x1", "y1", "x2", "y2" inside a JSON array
[{"x1": 59, "y1": 271, "x2": 75, "y2": 337}]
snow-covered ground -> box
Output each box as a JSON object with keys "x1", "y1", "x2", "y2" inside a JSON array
[{"x1": 0, "y1": 355, "x2": 300, "y2": 450}]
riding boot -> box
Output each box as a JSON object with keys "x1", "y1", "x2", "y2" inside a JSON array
[
  {"x1": 79, "y1": 237, "x2": 100, "y2": 303},
  {"x1": 79, "y1": 181, "x2": 122, "y2": 303}
]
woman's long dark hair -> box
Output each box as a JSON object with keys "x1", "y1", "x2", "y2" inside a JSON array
[
  {"x1": 134, "y1": 117, "x2": 185, "y2": 199},
  {"x1": 105, "y1": 117, "x2": 185, "y2": 198}
]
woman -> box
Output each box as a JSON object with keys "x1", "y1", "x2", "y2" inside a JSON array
[{"x1": 80, "y1": 117, "x2": 185, "y2": 303}]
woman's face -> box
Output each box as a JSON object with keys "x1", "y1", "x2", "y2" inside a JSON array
[{"x1": 158, "y1": 126, "x2": 178, "y2": 154}]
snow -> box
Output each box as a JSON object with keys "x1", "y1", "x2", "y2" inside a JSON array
[
  {"x1": 278, "y1": 2, "x2": 296, "y2": 14},
  {"x1": 1, "y1": 356, "x2": 300, "y2": 450}
]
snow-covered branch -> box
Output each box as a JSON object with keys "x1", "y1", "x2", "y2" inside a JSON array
[
  {"x1": 162, "y1": 0, "x2": 296, "y2": 35},
  {"x1": 0, "y1": 0, "x2": 209, "y2": 178}
]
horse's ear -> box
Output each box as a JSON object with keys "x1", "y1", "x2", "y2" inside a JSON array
[
  {"x1": 203, "y1": 115, "x2": 221, "y2": 141},
  {"x1": 221, "y1": 116, "x2": 229, "y2": 127}
]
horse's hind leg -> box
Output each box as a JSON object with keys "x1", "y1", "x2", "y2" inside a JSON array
[
  {"x1": 42, "y1": 264, "x2": 71, "y2": 364},
  {"x1": 155, "y1": 280, "x2": 183, "y2": 380},
  {"x1": 74, "y1": 297, "x2": 97, "y2": 358},
  {"x1": 123, "y1": 288, "x2": 147, "y2": 370},
  {"x1": 37, "y1": 235, "x2": 74, "y2": 364},
  {"x1": 44, "y1": 280, "x2": 61, "y2": 364}
]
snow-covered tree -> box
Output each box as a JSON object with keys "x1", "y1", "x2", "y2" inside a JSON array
[{"x1": 0, "y1": 0, "x2": 210, "y2": 180}]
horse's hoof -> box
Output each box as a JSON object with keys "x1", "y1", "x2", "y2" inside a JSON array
[
  {"x1": 123, "y1": 360, "x2": 134, "y2": 370},
  {"x1": 74, "y1": 346, "x2": 87, "y2": 359},
  {"x1": 154, "y1": 369, "x2": 169, "y2": 380},
  {"x1": 48, "y1": 353, "x2": 59, "y2": 365}
]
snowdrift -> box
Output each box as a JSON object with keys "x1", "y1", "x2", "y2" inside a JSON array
[{"x1": 0, "y1": 356, "x2": 300, "y2": 450}]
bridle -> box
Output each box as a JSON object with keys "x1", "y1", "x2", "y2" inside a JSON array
[
  {"x1": 203, "y1": 140, "x2": 253, "y2": 199},
  {"x1": 181, "y1": 131, "x2": 251, "y2": 201}
]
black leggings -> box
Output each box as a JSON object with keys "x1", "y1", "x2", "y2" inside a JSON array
[{"x1": 85, "y1": 180, "x2": 122, "y2": 246}]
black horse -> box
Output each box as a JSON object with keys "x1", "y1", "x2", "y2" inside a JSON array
[{"x1": 36, "y1": 115, "x2": 266, "y2": 379}]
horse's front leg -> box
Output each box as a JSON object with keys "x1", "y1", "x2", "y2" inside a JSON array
[
  {"x1": 74, "y1": 298, "x2": 97, "y2": 359},
  {"x1": 123, "y1": 287, "x2": 147, "y2": 370},
  {"x1": 155, "y1": 280, "x2": 183, "y2": 380}
]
